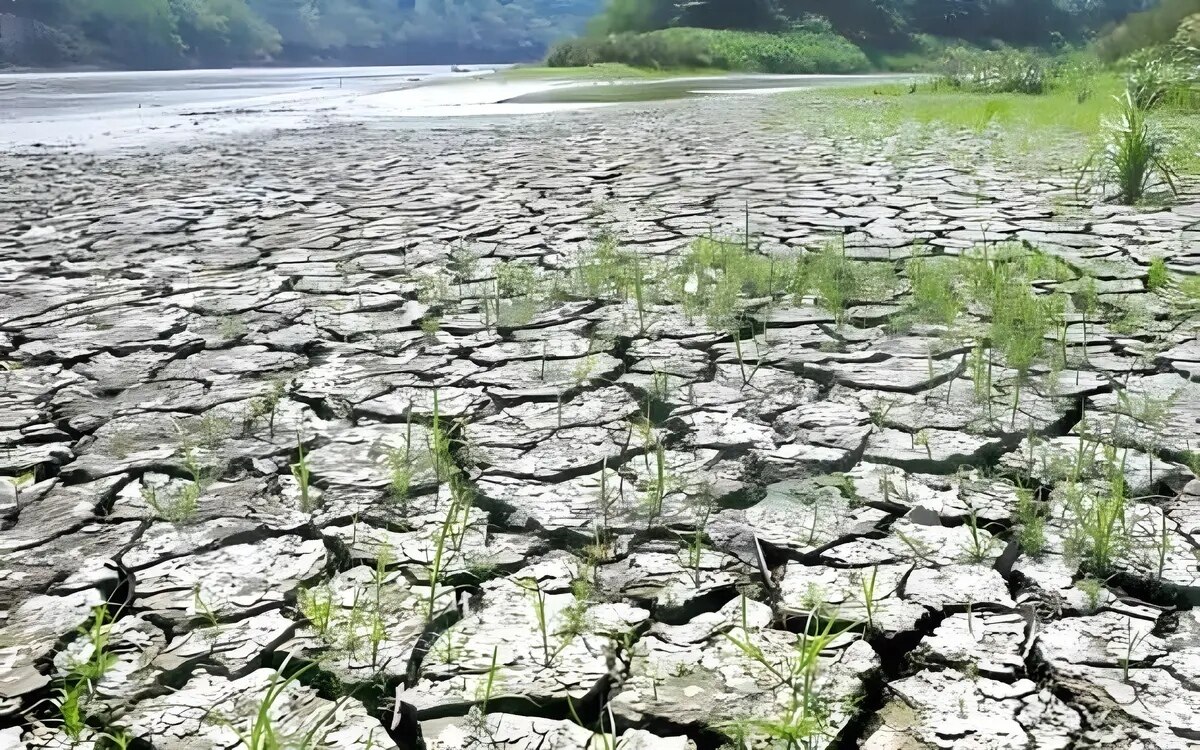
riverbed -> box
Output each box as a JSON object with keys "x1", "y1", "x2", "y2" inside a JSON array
[
  {"x1": 0, "y1": 65, "x2": 906, "y2": 150},
  {"x1": 1, "y1": 67, "x2": 1198, "y2": 750}
]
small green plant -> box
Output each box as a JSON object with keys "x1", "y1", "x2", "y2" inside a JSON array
[
  {"x1": 859, "y1": 567, "x2": 879, "y2": 633},
  {"x1": 57, "y1": 685, "x2": 86, "y2": 742},
  {"x1": 98, "y1": 729, "x2": 135, "y2": 749},
  {"x1": 228, "y1": 657, "x2": 338, "y2": 749},
  {"x1": 1075, "y1": 575, "x2": 1105, "y2": 612},
  {"x1": 298, "y1": 584, "x2": 334, "y2": 637},
  {"x1": 290, "y1": 433, "x2": 316, "y2": 513},
  {"x1": 990, "y1": 278, "x2": 1051, "y2": 428},
  {"x1": 1083, "y1": 91, "x2": 1179, "y2": 204},
  {"x1": 477, "y1": 645, "x2": 501, "y2": 711},
  {"x1": 903, "y1": 256, "x2": 960, "y2": 326},
  {"x1": 914, "y1": 429, "x2": 932, "y2": 460},
  {"x1": 420, "y1": 316, "x2": 442, "y2": 339},
  {"x1": 1014, "y1": 487, "x2": 1046, "y2": 557},
  {"x1": 808, "y1": 238, "x2": 894, "y2": 325},
  {"x1": 193, "y1": 584, "x2": 221, "y2": 628},
  {"x1": 1121, "y1": 617, "x2": 1150, "y2": 683},
  {"x1": 723, "y1": 609, "x2": 851, "y2": 748},
  {"x1": 425, "y1": 497, "x2": 457, "y2": 622},
  {"x1": 385, "y1": 445, "x2": 412, "y2": 510},
  {"x1": 54, "y1": 605, "x2": 120, "y2": 742},
  {"x1": 142, "y1": 450, "x2": 205, "y2": 524},
  {"x1": 1147, "y1": 256, "x2": 1170, "y2": 290},
  {"x1": 244, "y1": 379, "x2": 287, "y2": 438},
  {"x1": 68, "y1": 606, "x2": 118, "y2": 686},
  {"x1": 194, "y1": 412, "x2": 232, "y2": 452},
  {"x1": 517, "y1": 577, "x2": 553, "y2": 667},
  {"x1": 642, "y1": 441, "x2": 669, "y2": 525}
]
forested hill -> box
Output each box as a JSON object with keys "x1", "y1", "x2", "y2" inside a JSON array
[
  {"x1": 0, "y1": 0, "x2": 603, "y2": 69},
  {"x1": 591, "y1": 0, "x2": 1158, "y2": 49}
]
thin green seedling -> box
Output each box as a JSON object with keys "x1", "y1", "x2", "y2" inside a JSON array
[
  {"x1": 193, "y1": 584, "x2": 221, "y2": 628},
  {"x1": 230, "y1": 657, "x2": 339, "y2": 749},
  {"x1": 1121, "y1": 617, "x2": 1151, "y2": 683},
  {"x1": 515, "y1": 577, "x2": 553, "y2": 667},
  {"x1": 478, "y1": 645, "x2": 500, "y2": 712},
  {"x1": 643, "y1": 441, "x2": 668, "y2": 526},
  {"x1": 98, "y1": 729, "x2": 134, "y2": 749},
  {"x1": 68, "y1": 606, "x2": 118, "y2": 687},
  {"x1": 1014, "y1": 486, "x2": 1046, "y2": 557},
  {"x1": 298, "y1": 584, "x2": 334, "y2": 638},
  {"x1": 57, "y1": 685, "x2": 86, "y2": 742},
  {"x1": 244, "y1": 379, "x2": 287, "y2": 438},
  {"x1": 723, "y1": 610, "x2": 851, "y2": 749},
  {"x1": 290, "y1": 432, "x2": 315, "y2": 513},
  {"x1": 964, "y1": 509, "x2": 997, "y2": 564},
  {"x1": 860, "y1": 567, "x2": 879, "y2": 633},
  {"x1": 1147, "y1": 256, "x2": 1169, "y2": 290},
  {"x1": 425, "y1": 498, "x2": 457, "y2": 622}
]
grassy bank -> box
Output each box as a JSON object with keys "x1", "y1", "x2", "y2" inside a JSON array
[
  {"x1": 771, "y1": 68, "x2": 1200, "y2": 202},
  {"x1": 546, "y1": 27, "x2": 872, "y2": 75}
]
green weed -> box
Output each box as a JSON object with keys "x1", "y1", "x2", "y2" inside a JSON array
[{"x1": 1083, "y1": 91, "x2": 1179, "y2": 204}]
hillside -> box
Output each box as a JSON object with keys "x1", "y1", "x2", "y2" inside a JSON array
[{"x1": 0, "y1": 0, "x2": 603, "y2": 69}]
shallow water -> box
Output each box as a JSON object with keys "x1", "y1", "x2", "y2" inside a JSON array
[{"x1": 0, "y1": 66, "x2": 909, "y2": 151}]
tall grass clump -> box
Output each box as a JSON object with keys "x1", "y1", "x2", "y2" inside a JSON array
[{"x1": 1084, "y1": 91, "x2": 1179, "y2": 204}]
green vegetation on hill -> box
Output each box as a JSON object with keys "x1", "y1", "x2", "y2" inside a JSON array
[
  {"x1": 547, "y1": 25, "x2": 871, "y2": 74},
  {"x1": 1095, "y1": 0, "x2": 1200, "y2": 60},
  {"x1": 551, "y1": 0, "x2": 1200, "y2": 74},
  {"x1": 0, "y1": 0, "x2": 603, "y2": 69}
]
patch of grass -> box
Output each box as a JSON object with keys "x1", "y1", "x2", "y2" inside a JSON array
[
  {"x1": 141, "y1": 450, "x2": 207, "y2": 524},
  {"x1": 673, "y1": 233, "x2": 780, "y2": 329},
  {"x1": 774, "y1": 75, "x2": 1126, "y2": 173},
  {"x1": 807, "y1": 239, "x2": 896, "y2": 325},
  {"x1": 1014, "y1": 486, "x2": 1047, "y2": 557},
  {"x1": 901, "y1": 256, "x2": 961, "y2": 327}
]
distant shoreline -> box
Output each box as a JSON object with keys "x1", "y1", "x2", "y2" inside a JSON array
[{"x1": 0, "y1": 59, "x2": 528, "y2": 76}]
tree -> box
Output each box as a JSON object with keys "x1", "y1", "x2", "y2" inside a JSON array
[
  {"x1": 675, "y1": 0, "x2": 786, "y2": 30},
  {"x1": 77, "y1": 0, "x2": 182, "y2": 66},
  {"x1": 173, "y1": 0, "x2": 281, "y2": 63}
]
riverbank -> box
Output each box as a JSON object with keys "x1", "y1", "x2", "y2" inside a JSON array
[{"x1": 0, "y1": 66, "x2": 908, "y2": 151}]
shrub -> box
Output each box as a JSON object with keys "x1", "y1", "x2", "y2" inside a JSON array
[
  {"x1": 936, "y1": 47, "x2": 1049, "y2": 94},
  {"x1": 546, "y1": 27, "x2": 870, "y2": 74},
  {"x1": 1123, "y1": 46, "x2": 1200, "y2": 110}
]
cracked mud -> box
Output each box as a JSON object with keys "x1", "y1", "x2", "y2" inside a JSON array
[{"x1": 2, "y1": 91, "x2": 1200, "y2": 749}]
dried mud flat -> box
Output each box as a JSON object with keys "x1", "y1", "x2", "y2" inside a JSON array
[{"x1": 2, "y1": 94, "x2": 1200, "y2": 749}]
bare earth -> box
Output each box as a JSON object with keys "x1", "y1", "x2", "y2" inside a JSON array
[{"x1": 2, "y1": 87, "x2": 1200, "y2": 749}]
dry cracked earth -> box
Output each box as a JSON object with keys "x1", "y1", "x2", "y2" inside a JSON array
[{"x1": 2, "y1": 93, "x2": 1200, "y2": 750}]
